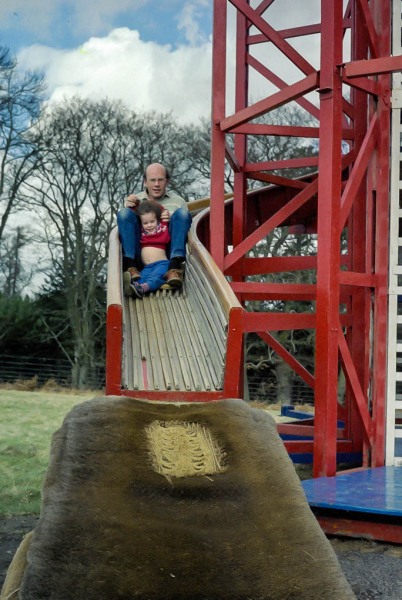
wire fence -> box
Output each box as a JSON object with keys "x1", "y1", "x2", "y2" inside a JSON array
[
  {"x1": 0, "y1": 354, "x2": 105, "y2": 391},
  {"x1": 0, "y1": 354, "x2": 314, "y2": 403},
  {"x1": 246, "y1": 370, "x2": 314, "y2": 405}
]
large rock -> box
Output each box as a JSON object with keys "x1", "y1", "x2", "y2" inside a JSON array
[{"x1": 2, "y1": 397, "x2": 355, "y2": 599}]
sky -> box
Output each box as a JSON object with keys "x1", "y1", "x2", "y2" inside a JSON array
[
  {"x1": 1, "y1": 0, "x2": 214, "y2": 123},
  {"x1": 1, "y1": 0, "x2": 323, "y2": 125}
]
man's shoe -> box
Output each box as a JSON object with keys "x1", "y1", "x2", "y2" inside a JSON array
[
  {"x1": 165, "y1": 269, "x2": 183, "y2": 288},
  {"x1": 127, "y1": 266, "x2": 140, "y2": 281}
]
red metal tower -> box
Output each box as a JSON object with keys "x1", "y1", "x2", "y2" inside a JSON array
[{"x1": 209, "y1": 0, "x2": 402, "y2": 477}]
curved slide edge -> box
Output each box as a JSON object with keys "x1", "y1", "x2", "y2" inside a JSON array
[{"x1": 106, "y1": 210, "x2": 244, "y2": 400}]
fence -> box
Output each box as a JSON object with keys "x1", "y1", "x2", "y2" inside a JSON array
[
  {"x1": 0, "y1": 354, "x2": 314, "y2": 403},
  {"x1": 0, "y1": 354, "x2": 105, "y2": 390},
  {"x1": 246, "y1": 368, "x2": 314, "y2": 405}
]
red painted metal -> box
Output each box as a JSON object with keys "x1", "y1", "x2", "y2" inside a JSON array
[
  {"x1": 105, "y1": 1, "x2": 392, "y2": 491},
  {"x1": 224, "y1": 179, "x2": 319, "y2": 270},
  {"x1": 313, "y1": 0, "x2": 344, "y2": 478},
  {"x1": 283, "y1": 440, "x2": 354, "y2": 454},
  {"x1": 344, "y1": 55, "x2": 402, "y2": 77},
  {"x1": 116, "y1": 390, "x2": 228, "y2": 402},
  {"x1": 278, "y1": 424, "x2": 314, "y2": 438},
  {"x1": 315, "y1": 516, "x2": 402, "y2": 545},
  {"x1": 105, "y1": 304, "x2": 123, "y2": 396},
  {"x1": 258, "y1": 331, "x2": 315, "y2": 389},
  {"x1": 209, "y1": 0, "x2": 227, "y2": 271},
  {"x1": 223, "y1": 307, "x2": 245, "y2": 397},
  {"x1": 209, "y1": 0, "x2": 392, "y2": 478},
  {"x1": 371, "y1": 0, "x2": 391, "y2": 467}
]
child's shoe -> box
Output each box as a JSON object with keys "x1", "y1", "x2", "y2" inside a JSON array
[
  {"x1": 130, "y1": 282, "x2": 144, "y2": 299},
  {"x1": 123, "y1": 267, "x2": 141, "y2": 296}
]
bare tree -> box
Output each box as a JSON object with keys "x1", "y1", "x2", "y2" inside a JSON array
[
  {"x1": 21, "y1": 98, "x2": 135, "y2": 386},
  {"x1": 22, "y1": 98, "x2": 200, "y2": 387},
  {"x1": 0, "y1": 226, "x2": 37, "y2": 296},
  {"x1": 0, "y1": 46, "x2": 44, "y2": 242}
]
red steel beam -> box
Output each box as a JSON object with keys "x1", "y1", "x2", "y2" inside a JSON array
[
  {"x1": 220, "y1": 73, "x2": 319, "y2": 131},
  {"x1": 316, "y1": 516, "x2": 402, "y2": 545},
  {"x1": 313, "y1": 0, "x2": 344, "y2": 478},
  {"x1": 224, "y1": 178, "x2": 318, "y2": 271},
  {"x1": 242, "y1": 311, "x2": 316, "y2": 331},
  {"x1": 231, "y1": 6, "x2": 249, "y2": 284},
  {"x1": 370, "y1": 0, "x2": 391, "y2": 467},
  {"x1": 356, "y1": 0, "x2": 380, "y2": 57},
  {"x1": 344, "y1": 55, "x2": 402, "y2": 77},
  {"x1": 209, "y1": 0, "x2": 391, "y2": 479},
  {"x1": 234, "y1": 256, "x2": 318, "y2": 275},
  {"x1": 259, "y1": 330, "x2": 315, "y2": 389},
  {"x1": 246, "y1": 54, "x2": 320, "y2": 120},
  {"x1": 340, "y1": 114, "x2": 379, "y2": 229},
  {"x1": 229, "y1": 0, "x2": 316, "y2": 75},
  {"x1": 210, "y1": 0, "x2": 227, "y2": 270},
  {"x1": 105, "y1": 304, "x2": 123, "y2": 396}
]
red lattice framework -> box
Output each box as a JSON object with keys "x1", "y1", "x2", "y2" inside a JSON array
[{"x1": 209, "y1": 0, "x2": 402, "y2": 477}]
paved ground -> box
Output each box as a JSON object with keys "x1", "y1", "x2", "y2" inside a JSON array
[{"x1": 1, "y1": 515, "x2": 402, "y2": 599}]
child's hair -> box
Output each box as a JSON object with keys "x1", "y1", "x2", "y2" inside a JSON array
[{"x1": 137, "y1": 200, "x2": 162, "y2": 221}]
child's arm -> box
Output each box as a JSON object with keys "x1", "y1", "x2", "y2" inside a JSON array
[
  {"x1": 161, "y1": 210, "x2": 170, "y2": 222},
  {"x1": 156, "y1": 202, "x2": 170, "y2": 223}
]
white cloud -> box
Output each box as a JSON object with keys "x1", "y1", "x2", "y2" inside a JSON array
[
  {"x1": 177, "y1": 0, "x2": 210, "y2": 46},
  {"x1": 14, "y1": 1, "x2": 324, "y2": 125},
  {"x1": 17, "y1": 28, "x2": 213, "y2": 124}
]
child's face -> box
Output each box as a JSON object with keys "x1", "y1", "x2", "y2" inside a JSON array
[{"x1": 141, "y1": 212, "x2": 158, "y2": 234}]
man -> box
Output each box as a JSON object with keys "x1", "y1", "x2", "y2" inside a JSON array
[{"x1": 117, "y1": 163, "x2": 192, "y2": 292}]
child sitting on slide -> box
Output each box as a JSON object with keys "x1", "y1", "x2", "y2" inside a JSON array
[{"x1": 123, "y1": 200, "x2": 174, "y2": 299}]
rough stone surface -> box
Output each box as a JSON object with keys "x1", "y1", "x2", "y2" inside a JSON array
[{"x1": 2, "y1": 397, "x2": 355, "y2": 599}]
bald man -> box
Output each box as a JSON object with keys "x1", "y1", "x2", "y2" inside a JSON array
[{"x1": 117, "y1": 163, "x2": 192, "y2": 292}]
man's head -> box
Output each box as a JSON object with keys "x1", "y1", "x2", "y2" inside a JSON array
[{"x1": 144, "y1": 163, "x2": 170, "y2": 201}]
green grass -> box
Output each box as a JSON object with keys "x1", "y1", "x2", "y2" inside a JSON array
[{"x1": 0, "y1": 389, "x2": 97, "y2": 516}]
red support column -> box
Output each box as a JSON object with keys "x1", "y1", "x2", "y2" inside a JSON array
[
  {"x1": 345, "y1": 0, "x2": 372, "y2": 461},
  {"x1": 314, "y1": 0, "x2": 344, "y2": 477},
  {"x1": 209, "y1": 0, "x2": 394, "y2": 475},
  {"x1": 232, "y1": 8, "x2": 248, "y2": 284},
  {"x1": 106, "y1": 305, "x2": 123, "y2": 396},
  {"x1": 371, "y1": 0, "x2": 391, "y2": 467},
  {"x1": 210, "y1": 0, "x2": 227, "y2": 270}
]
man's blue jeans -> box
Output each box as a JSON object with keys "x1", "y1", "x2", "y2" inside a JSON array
[{"x1": 117, "y1": 207, "x2": 192, "y2": 264}]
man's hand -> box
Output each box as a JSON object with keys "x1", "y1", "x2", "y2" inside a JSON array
[
  {"x1": 161, "y1": 209, "x2": 170, "y2": 222},
  {"x1": 125, "y1": 194, "x2": 140, "y2": 209}
]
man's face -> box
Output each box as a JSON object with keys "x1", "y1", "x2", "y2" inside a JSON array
[{"x1": 144, "y1": 165, "x2": 168, "y2": 200}]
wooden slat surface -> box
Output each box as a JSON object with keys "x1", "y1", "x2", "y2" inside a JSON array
[{"x1": 122, "y1": 261, "x2": 228, "y2": 392}]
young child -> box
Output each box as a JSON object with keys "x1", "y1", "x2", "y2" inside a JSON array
[{"x1": 124, "y1": 201, "x2": 172, "y2": 299}]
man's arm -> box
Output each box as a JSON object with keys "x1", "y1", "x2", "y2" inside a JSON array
[
  {"x1": 159, "y1": 193, "x2": 189, "y2": 215},
  {"x1": 124, "y1": 194, "x2": 140, "y2": 209}
]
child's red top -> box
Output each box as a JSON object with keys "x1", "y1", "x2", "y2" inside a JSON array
[{"x1": 140, "y1": 222, "x2": 170, "y2": 250}]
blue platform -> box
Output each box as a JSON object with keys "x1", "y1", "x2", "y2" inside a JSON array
[
  {"x1": 302, "y1": 466, "x2": 402, "y2": 516},
  {"x1": 302, "y1": 466, "x2": 402, "y2": 542}
]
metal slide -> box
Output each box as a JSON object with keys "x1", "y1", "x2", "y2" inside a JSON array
[{"x1": 106, "y1": 205, "x2": 243, "y2": 401}]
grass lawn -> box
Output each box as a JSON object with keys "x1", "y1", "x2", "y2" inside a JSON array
[{"x1": 0, "y1": 389, "x2": 98, "y2": 516}]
